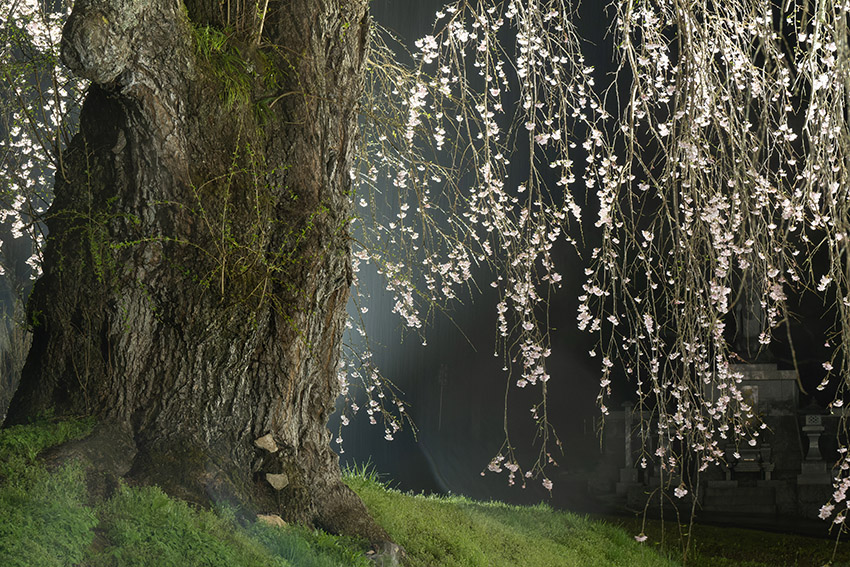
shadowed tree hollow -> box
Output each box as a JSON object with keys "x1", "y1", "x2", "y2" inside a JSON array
[{"x1": 5, "y1": 0, "x2": 390, "y2": 543}]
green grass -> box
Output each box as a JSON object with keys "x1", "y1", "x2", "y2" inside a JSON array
[
  {"x1": 345, "y1": 470, "x2": 679, "y2": 567},
  {"x1": 90, "y1": 484, "x2": 289, "y2": 567},
  {"x1": 88, "y1": 483, "x2": 373, "y2": 567},
  {"x1": 0, "y1": 462, "x2": 97, "y2": 567},
  {"x1": 0, "y1": 418, "x2": 373, "y2": 567},
  {"x1": 597, "y1": 513, "x2": 850, "y2": 567},
  {"x1": 0, "y1": 416, "x2": 98, "y2": 567},
  {"x1": 0, "y1": 414, "x2": 96, "y2": 475},
  {"x1": 2, "y1": 418, "x2": 842, "y2": 567}
]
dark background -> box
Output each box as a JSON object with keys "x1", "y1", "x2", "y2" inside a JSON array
[
  {"x1": 331, "y1": 0, "x2": 836, "y2": 513},
  {"x1": 332, "y1": 0, "x2": 614, "y2": 511}
]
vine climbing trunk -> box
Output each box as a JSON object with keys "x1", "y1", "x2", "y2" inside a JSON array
[{"x1": 6, "y1": 0, "x2": 388, "y2": 544}]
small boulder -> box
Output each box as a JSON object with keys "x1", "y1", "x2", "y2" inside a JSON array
[
  {"x1": 254, "y1": 433, "x2": 278, "y2": 453},
  {"x1": 265, "y1": 472, "x2": 289, "y2": 490}
]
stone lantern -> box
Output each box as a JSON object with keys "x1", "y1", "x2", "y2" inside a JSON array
[{"x1": 798, "y1": 401, "x2": 830, "y2": 485}]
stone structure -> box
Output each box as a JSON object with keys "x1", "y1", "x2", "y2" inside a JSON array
[
  {"x1": 733, "y1": 273, "x2": 772, "y2": 363},
  {"x1": 699, "y1": 364, "x2": 801, "y2": 517},
  {"x1": 591, "y1": 363, "x2": 837, "y2": 525},
  {"x1": 798, "y1": 409, "x2": 831, "y2": 485},
  {"x1": 616, "y1": 402, "x2": 640, "y2": 496}
]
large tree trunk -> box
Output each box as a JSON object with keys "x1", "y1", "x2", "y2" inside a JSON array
[{"x1": 6, "y1": 0, "x2": 388, "y2": 544}]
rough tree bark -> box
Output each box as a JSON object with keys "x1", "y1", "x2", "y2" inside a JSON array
[{"x1": 6, "y1": 0, "x2": 391, "y2": 545}]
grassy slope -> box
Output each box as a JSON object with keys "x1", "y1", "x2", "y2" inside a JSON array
[
  {"x1": 346, "y1": 471, "x2": 678, "y2": 567},
  {"x1": 0, "y1": 419, "x2": 371, "y2": 567},
  {"x1": 0, "y1": 418, "x2": 845, "y2": 566}
]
